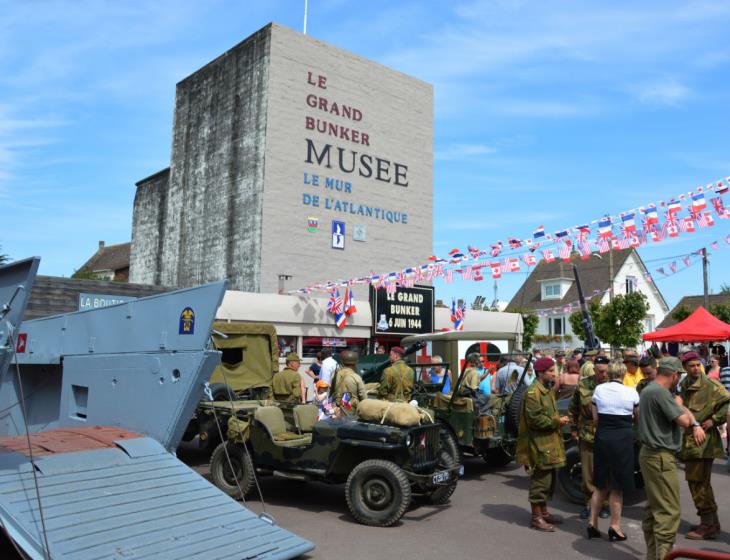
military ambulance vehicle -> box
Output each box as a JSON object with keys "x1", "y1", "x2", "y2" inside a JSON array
[{"x1": 399, "y1": 329, "x2": 527, "y2": 467}]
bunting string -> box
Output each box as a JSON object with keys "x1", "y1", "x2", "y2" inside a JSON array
[{"x1": 291, "y1": 175, "x2": 730, "y2": 295}]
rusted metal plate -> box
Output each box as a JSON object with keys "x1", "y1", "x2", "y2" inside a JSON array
[{"x1": 0, "y1": 426, "x2": 141, "y2": 457}]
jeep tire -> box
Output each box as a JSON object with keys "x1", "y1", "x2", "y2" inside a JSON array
[
  {"x1": 426, "y1": 451, "x2": 458, "y2": 505},
  {"x1": 345, "y1": 459, "x2": 411, "y2": 527},
  {"x1": 557, "y1": 444, "x2": 584, "y2": 504},
  {"x1": 210, "y1": 441, "x2": 255, "y2": 499}
]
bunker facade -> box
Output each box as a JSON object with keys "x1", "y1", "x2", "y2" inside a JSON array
[{"x1": 130, "y1": 23, "x2": 433, "y2": 293}]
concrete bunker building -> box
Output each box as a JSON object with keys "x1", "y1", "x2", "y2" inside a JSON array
[{"x1": 130, "y1": 23, "x2": 433, "y2": 294}]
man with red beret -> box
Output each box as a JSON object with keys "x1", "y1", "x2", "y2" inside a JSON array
[
  {"x1": 678, "y1": 351, "x2": 730, "y2": 539},
  {"x1": 517, "y1": 357, "x2": 570, "y2": 532},
  {"x1": 378, "y1": 346, "x2": 415, "y2": 401}
]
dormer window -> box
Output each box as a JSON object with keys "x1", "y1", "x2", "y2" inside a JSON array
[{"x1": 543, "y1": 283, "x2": 561, "y2": 299}]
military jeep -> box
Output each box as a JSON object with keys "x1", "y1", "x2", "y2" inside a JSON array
[{"x1": 209, "y1": 402, "x2": 461, "y2": 527}]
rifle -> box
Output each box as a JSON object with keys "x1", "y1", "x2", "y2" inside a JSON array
[{"x1": 571, "y1": 264, "x2": 599, "y2": 350}]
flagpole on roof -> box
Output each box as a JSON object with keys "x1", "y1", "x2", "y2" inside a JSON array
[{"x1": 303, "y1": 0, "x2": 308, "y2": 34}]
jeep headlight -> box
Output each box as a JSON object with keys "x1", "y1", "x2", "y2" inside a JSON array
[{"x1": 405, "y1": 434, "x2": 412, "y2": 446}]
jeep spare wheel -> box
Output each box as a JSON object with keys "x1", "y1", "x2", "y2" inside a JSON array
[{"x1": 345, "y1": 459, "x2": 411, "y2": 527}]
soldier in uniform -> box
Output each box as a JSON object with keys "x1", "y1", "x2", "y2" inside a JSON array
[
  {"x1": 678, "y1": 351, "x2": 730, "y2": 540},
  {"x1": 554, "y1": 350, "x2": 566, "y2": 376},
  {"x1": 331, "y1": 350, "x2": 368, "y2": 409},
  {"x1": 639, "y1": 357, "x2": 704, "y2": 559},
  {"x1": 378, "y1": 346, "x2": 415, "y2": 401},
  {"x1": 636, "y1": 355, "x2": 657, "y2": 394},
  {"x1": 569, "y1": 355, "x2": 609, "y2": 519},
  {"x1": 580, "y1": 349, "x2": 597, "y2": 378},
  {"x1": 517, "y1": 357, "x2": 569, "y2": 532},
  {"x1": 272, "y1": 353, "x2": 306, "y2": 403}
]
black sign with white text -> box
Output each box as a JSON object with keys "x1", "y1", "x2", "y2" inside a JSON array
[{"x1": 371, "y1": 285, "x2": 434, "y2": 336}]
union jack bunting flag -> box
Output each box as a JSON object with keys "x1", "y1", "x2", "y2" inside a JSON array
[
  {"x1": 578, "y1": 242, "x2": 592, "y2": 259},
  {"x1": 669, "y1": 262, "x2": 678, "y2": 273},
  {"x1": 461, "y1": 266, "x2": 473, "y2": 280},
  {"x1": 522, "y1": 254, "x2": 537, "y2": 266},
  {"x1": 559, "y1": 244, "x2": 571, "y2": 261},
  {"x1": 711, "y1": 241, "x2": 719, "y2": 250},
  {"x1": 679, "y1": 217, "x2": 695, "y2": 233},
  {"x1": 598, "y1": 238, "x2": 610, "y2": 253},
  {"x1": 542, "y1": 249, "x2": 555, "y2": 263},
  {"x1": 508, "y1": 238, "x2": 522, "y2": 249},
  {"x1": 682, "y1": 256, "x2": 691, "y2": 267},
  {"x1": 697, "y1": 212, "x2": 714, "y2": 228},
  {"x1": 657, "y1": 267, "x2": 667, "y2": 276}
]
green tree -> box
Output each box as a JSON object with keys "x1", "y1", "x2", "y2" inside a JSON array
[
  {"x1": 71, "y1": 267, "x2": 100, "y2": 280},
  {"x1": 568, "y1": 299, "x2": 602, "y2": 344},
  {"x1": 510, "y1": 309, "x2": 538, "y2": 350},
  {"x1": 593, "y1": 292, "x2": 649, "y2": 349},
  {"x1": 671, "y1": 304, "x2": 692, "y2": 323},
  {"x1": 720, "y1": 283, "x2": 730, "y2": 294},
  {"x1": 708, "y1": 303, "x2": 730, "y2": 324},
  {"x1": 0, "y1": 245, "x2": 9, "y2": 265}
]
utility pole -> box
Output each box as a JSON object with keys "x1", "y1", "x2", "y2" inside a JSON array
[
  {"x1": 303, "y1": 0, "x2": 308, "y2": 34},
  {"x1": 608, "y1": 250, "x2": 614, "y2": 302},
  {"x1": 702, "y1": 247, "x2": 709, "y2": 309}
]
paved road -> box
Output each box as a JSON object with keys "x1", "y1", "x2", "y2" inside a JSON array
[{"x1": 179, "y1": 443, "x2": 730, "y2": 560}]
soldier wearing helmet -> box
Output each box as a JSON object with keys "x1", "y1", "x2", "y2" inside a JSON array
[{"x1": 332, "y1": 350, "x2": 367, "y2": 409}]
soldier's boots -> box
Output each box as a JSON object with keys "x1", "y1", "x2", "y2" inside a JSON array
[
  {"x1": 686, "y1": 523, "x2": 720, "y2": 540},
  {"x1": 530, "y1": 504, "x2": 555, "y2": 532},
  {"x1": 541, "y1": 505, "x2": 563, "y2": 525}
]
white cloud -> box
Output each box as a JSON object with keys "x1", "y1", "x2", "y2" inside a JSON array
[
  {"x1": 632, "y1": 79, "x2": 691, "y2": 107},
  {"x1": 436, "y1": 143, "x2": 497, "y2": 161}
]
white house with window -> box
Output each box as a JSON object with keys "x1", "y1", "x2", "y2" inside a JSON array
[{"x1": 508, "y1": 248, "x2": 669, "y2": 349}]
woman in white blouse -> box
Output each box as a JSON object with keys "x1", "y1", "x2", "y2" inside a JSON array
[{"x1": 587, "y1": 360, "x2": 639, "y2": 542}]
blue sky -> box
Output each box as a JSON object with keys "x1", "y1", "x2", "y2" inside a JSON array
[{"x1": 1, "y1": 0, "x2": 729, "y2": 310}]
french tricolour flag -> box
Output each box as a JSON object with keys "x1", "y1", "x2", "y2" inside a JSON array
[
  {"x1": 598, "y1": 217, "x2": 613, "y2": 238},
  {"x1": 643, "y1": 205, "x2": 659, "y2": 225},
  {"x1": 691, "y1": 192, "x2": 707, "y2": 213},
  {"x1": 668, "y1": 199, "x2": 682, "y2": 214},
  {"x1": 621, "y1": 212, "x2": 636, "y2": 233}
]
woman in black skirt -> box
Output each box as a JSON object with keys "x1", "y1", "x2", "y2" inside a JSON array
[{"x1": 586, "y1": 360, "x2": 639, "y2": 541}]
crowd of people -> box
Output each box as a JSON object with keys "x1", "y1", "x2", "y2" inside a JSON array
[
  {"x1": 517, "y1": 345, "x2": 730, "y2": 560},
  {"x1": 269, "y1": 340, "x2": 729, "y2": 558}
]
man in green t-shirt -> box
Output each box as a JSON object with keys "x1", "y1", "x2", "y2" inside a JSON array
[{"x1": 638, "y1": 357, "x2": 705, "y2": 560}]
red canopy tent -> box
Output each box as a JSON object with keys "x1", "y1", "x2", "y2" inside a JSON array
[{"x1": 643, "y1": 306, "x2": 730, "y2": 342}]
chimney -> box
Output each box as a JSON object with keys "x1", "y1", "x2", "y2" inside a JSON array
[{"x1": 98, "y1": 240, "x2": 105, "y2": 251}]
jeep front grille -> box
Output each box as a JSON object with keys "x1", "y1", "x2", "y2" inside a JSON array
[{"x1": 409, "y1": 425, "x2": 440, "y2": 472}]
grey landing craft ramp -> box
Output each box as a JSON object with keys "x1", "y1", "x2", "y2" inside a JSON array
[{"x1": 0, "y1": 258, "x2": 314, "y2": 559}]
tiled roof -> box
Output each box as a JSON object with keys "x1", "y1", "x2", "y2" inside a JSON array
[
  {"x1": 80, "y1": 242, "x2": 130, "y2": 273},
  {"x1": 658, "y1": 293, "x2": 730, "y2": 328},
  {"x1": 507, "y1": 248, "x2": 635, "y2": 311}
]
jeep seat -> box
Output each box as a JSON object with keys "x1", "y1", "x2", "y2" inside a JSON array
[
  {"x1": 293, "y1": 404, "x2": 319, "y2": 433},
  {"x1": 254, "y1": 406, "x2": 312, "y2": 447},
  {"x1": 434, "y1": 392, "x2": 474, "y2": 412}
]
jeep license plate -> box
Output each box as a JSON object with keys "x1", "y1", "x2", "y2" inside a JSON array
[{"x1": 432, "y1": 470, "x2": 449, "y2": 484}]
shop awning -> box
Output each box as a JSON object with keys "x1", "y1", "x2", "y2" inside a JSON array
[{"x1": 643, "y1": 306, "x2": 730, "y2": 342}]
